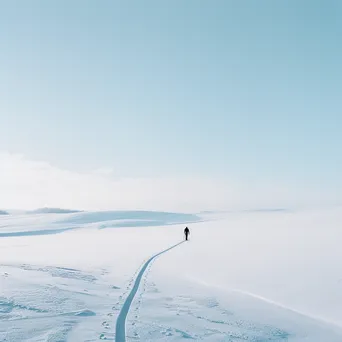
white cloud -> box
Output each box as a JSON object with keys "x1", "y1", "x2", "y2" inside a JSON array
[{"x1": 0, "y1": 152, "x2": 338, "y2": 212}]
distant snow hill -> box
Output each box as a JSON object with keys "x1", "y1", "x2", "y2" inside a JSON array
[
  {"x1": 57, "y1": 210, "x2": 201, "y2": 228},
  {"x1": 26, "y1": 207, "x2": 83, "y2": 214},
  {"x1": 0, "y1": 210, "x2": 202, "y2": 238},
  {"x1": 0, "y1": 210, "x2": 9, "y2": 215}
]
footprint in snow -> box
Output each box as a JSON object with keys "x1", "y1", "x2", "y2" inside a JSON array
[{"x1": 102, "y1": 321, "x2": 110, "y2": 330}]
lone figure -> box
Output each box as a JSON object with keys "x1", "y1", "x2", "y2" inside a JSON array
[{"x1": 184, "y1": 226, "x2": 190, "y2": 241}]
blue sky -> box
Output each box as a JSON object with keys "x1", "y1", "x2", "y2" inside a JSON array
[{"x1": 0, "y1": 1, "x2": 341, "y2": 209}]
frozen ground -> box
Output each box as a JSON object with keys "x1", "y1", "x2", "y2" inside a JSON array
[{"x1": 0, "y1": 208, "x2": 342, "y2": 341}]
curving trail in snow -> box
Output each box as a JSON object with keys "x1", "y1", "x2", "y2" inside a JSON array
[{"x1": 115, "y1": 241, "x2": 185, "y2": 342}]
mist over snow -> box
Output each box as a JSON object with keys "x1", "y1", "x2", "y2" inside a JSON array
[{"x1": 0, "y1": 152, "x2": 338, "y2": 213}]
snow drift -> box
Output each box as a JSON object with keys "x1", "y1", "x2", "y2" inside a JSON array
[{"x1": 0, "y1": 207, "x2": 341, "y2": 341}]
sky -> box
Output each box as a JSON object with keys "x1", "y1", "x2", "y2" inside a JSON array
[{"x1": 0, "y1": 1, "x2": 341, "y2": 211}]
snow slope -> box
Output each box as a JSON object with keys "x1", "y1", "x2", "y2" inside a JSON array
[{"x1": 0, "y1": 208, "x2": 342, "y2": 341}]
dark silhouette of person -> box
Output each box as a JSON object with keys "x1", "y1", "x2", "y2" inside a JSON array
[{"x1": 184, "y1": 227, "x2": 190, "y2": 241}]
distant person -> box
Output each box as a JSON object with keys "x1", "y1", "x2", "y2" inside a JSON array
[{"x1": 184, "y1": 226, "x2": 190, "y2": 241}]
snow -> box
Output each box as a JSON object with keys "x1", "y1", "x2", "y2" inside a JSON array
[
  {"x1": 26, "y1": 208, "x2": 83, "y2": 214},
  {"x1": 0, "y1": 208, "x2": 342, "y2": 341}
]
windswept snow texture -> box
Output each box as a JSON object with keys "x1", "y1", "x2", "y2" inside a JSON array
[{"x1": 1, "y1": 208, "x2": 342, "y2": 341}]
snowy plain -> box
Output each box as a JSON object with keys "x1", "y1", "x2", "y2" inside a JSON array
[{"x1": 0, "y1": 207, "x2": 342, "y2": 341}]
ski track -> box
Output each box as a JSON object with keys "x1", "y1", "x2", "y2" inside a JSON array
[{"x1": 115, "y1": 241, "x2": 185, "y2": 342}]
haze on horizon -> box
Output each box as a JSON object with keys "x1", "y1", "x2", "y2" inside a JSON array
[{"x1": 0, "y1": 1, "x2": 341, "y2": 211}]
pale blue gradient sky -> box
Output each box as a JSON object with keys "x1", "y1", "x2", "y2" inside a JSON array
[{"x1": 0, "y1": 1, "x2": 341, "y2": 209}]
